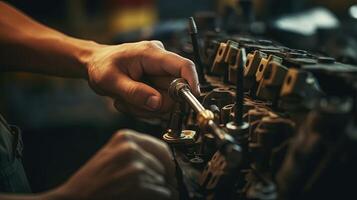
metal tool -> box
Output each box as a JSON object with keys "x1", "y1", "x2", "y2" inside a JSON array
[
  {"x1": 169, "y1": 78, "x2": 241, "y2": 154},
  {"x1": 163, "y1": 103, "x2": 196, "y2": 144},
  {"x1": 188, "y1": 17, "x2": 205, "y2": 83}
]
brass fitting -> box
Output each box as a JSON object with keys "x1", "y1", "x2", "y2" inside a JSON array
[{"x1": 197, "y1": 109, "x2": 215, "y2": 128}]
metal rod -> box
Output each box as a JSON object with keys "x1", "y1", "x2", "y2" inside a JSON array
[
  {"x1": 235, "y1": 49, "x2": 245, "y2": 125},
  {"x1": 189, "y1": 17, "x2": 206, "y2": 84},
  {"x1": 169, "y1": 78, "x2": 242, "y2": 156},
  {"x1": 208, "y1": 120, "x2": 226, "y2": 141},
  {"x1": 170, "y1": 79, "x2": 226, "y2": 141},
  {"x1": 179, "y1": 87, "x2": 205, "y2": 112}
]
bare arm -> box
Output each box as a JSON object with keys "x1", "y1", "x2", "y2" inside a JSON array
[
  {"x1": 0, "y1": 2, "x2": 190, "y2": 199},
  {"x1": 0, "y1": 130, "x2": 176, "y2": 200},
  {"x1": 0, "y1": 1, "x2": 99, "y2": 78},
  {"x1": 0, "y1": 1, "x2": 199, "y2": 114},
  {"x1": 0, "y1": 193, "x2": 53, "y2": 200}
]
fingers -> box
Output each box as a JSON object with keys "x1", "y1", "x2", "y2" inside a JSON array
[
  {"x1": 88, "y1": 40, "x2": 200, "y2": 116},
  {"x1": 108, "y1": 158, "x2": 171, "y2": 200},
  {"x1": 145, "y1": 76, "x2": 175, "y2": 90},
  {"x1": 117, "y1": 130, "x2": 177, "y2": 187},
  {"x1": 112, "y1": 160, "x2": 165, "y2": 186},
  {"x1": 110, "y1": 130, "x2": 176, "y2": 182},
  {"x1": 106, "y1": 130, "x2": 178, "y2": 196},
  {"x1": 139, "y1": 41, "x2": 200, "y2": 96},
  {"x1": 119, "y1": 76, "x2": 163, "y2": 111},
  {"x1": 58, "y1": 129, "x2": 175, "y2": 200},
  {"x1": 116, "y1": 141, "x2": 166, "y2": 177},
  {"x1": 151, "y1": 40, "x2": 165, "y2": 49},
  {"x1": 114, "y1": 101, "x2": 171, "y2": 119},
  {"x1": 157, "y1": 88, "x2": 175, "y2": 113},
  {"x1": 136, "y1": 183, "x2": 171, "y2": 200},
  {"x1": 114, "y1": 87, "x2": 174, "y2": 118},
  {"x1": 151, "y1": 52, "x2": 200, "y2": 95},
  {"x1": 114, "y1": 101, "x2": 163, "y2": 118}
]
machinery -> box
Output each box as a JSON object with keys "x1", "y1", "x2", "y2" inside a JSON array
[{"x1": 162, "y1": 13, "x2": 357, "y2": 200}]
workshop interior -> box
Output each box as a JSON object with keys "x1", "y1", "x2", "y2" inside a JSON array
[{"x1": 1, "y1": 0, "x2": 357, "y2": 199}]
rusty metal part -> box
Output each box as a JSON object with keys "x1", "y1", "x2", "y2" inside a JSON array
[
  {"x1": 255, "y1": 55, "x2": 283, "y2": 83},
  {"x1": 169, "y1": 78, "x2": 240, "y2": 148},
  {"x1": 247, "y1": 107, "x2": 270, "y2": 142},
  {"x1": 163, "y1": 129, "x2": 196, "y2": 145},
  {"x1": 163, "y1": 103, "x2": 196, "y2": 144},
  {"x1": 226, "y1": 121, "x2": 250, "y2": 145},
  {"x1": 244, "y1": 51, "x2": 268, "y2": 92},
  {"x1": 211, "y1": 40, "x2": 239, "y2": 75},
  {"x1": 279, "y1": 68, "x2": 322, "y2": 111},
  {"x1": 255, "y1": 61, "x2": 288, "y2": 103},
  {"x1": 221, "y1": 104, "x2": 234, "y2": 124},
  {"x1": 202, "y1": 87, "x2": 235, "y2": 109},
  {"x1": 228, "y1": 48, "x2": 247, "y2": 84}
]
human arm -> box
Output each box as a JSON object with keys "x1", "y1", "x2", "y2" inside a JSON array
[
  {"x1": 0, "y1": 1, "x2": 200, "y2": 116},
  {"x1": 0, "y1": 1, "x2": 95, "y2": 78},
  {"x1": 0, "y1": 130, "x2": 177, "y2": 200}
]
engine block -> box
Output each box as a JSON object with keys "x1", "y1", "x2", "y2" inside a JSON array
[{"x1": 163, "y1": 20, "x2": 357, "y2": 200}]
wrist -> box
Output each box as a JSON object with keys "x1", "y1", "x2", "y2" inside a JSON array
[{"x1": 72, "y1": 38, "x2": 103, "y2": 80}]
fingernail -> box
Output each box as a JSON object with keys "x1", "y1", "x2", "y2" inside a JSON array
[{"x1": 146, "y1": 96, "x2": 161, "y2": 110}]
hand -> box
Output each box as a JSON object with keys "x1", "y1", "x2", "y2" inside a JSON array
[
  {"x1": 46, "y1": 130, "x2": 177, "y2": 200},
  {"x1": 86, "y1": 41, "x2": 200, "y2": 118}
]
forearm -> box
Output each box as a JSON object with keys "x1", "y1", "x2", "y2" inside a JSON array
[
  {"x1": 0, "y1": 1, "x2": 101, "y2": 79},
  {"x1": 0, "y1": 192, "x2": 55, "y2": 200},
  {"x1": 0, "y1": 188, "x2": 73, "y2": 200},
  {"x1": 0, "y1": 193, "x2": 43, "y2": 200}
]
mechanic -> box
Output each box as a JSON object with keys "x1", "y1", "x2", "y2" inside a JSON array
[{"x1": 0, "y1": 2, "x2": 200, "y2": 200}]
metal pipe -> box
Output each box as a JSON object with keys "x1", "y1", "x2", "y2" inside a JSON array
[
  {"x1": 170, "y1": 78, "x2": 227, "y2": 141},
  {"x1": 179, "y1": 87, "x2": 205, "y2": 112},
  {"x1": 169, "y1": 78, "x2": 241, "y2": 156}
]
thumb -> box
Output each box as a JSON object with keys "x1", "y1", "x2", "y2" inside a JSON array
[{"x1": 121, "y1": 78, "x2": 162, "y2": 111}]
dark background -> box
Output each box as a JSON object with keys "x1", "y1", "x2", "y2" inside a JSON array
[{"x1": 0, "y1": 0, "x2": 356, "y2": 193}]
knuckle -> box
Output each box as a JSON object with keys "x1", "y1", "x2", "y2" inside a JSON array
[
  {"x1": 183, "y1": 59, "x2": 195, "y2": 70},
  {"x1": 143, "y1": 41, "x2": 157, "y2": 50},
  {"x1": 123, "y1": 141, "x2": 139, "y2": 158},
  {"x1": 126, "y1": 83, "x2": 139, "y2": 98},
  {"x1": 112, "y1": 129, "x2": 134, "y2": 143},
  {"x1": 112, "y1": 129, "x2": 133, "y2": 142},
  {"x1": 152, "y1": 40, "x2": 164, "y2": 47},
  {"x1": 160, "y1": 142, "x2": 173, "y2": 159},
  {"x1": 131, "y1": 161, "x2": 146, "y2": 174},
  {"x1": 162, "y1": 142, "x2": 171, "y2": 153},
  {"x1": 112, "y1": 131, "x2": 124, "y2": 140}
]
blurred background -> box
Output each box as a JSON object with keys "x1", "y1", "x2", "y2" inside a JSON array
[{"x1": 1, "y1": 0, "x2": 356, "y2": 193}]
